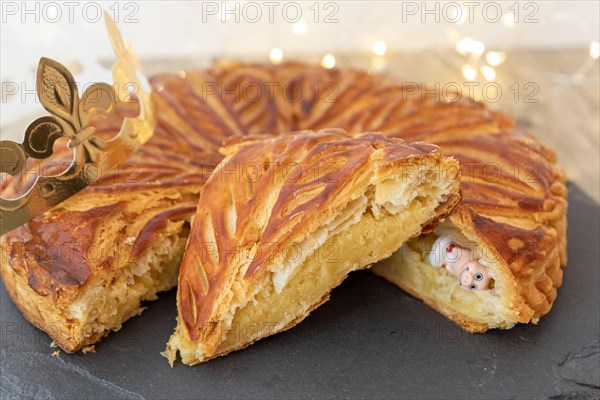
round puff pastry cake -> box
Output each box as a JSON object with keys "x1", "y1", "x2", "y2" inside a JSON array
[
  {"x1": 0, "y1": 62, "x2": 567, "y2": 353},
  {"x1": 166, "y1": 129, "x2": 461, "y2": 365}
]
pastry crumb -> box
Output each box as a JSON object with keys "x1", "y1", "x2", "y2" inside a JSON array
[
  {"x1": 52, "y1": 350, "x2": 60, "y2": 357},
  {"x1": 82, "y1": 345, "x2": 96, "y2": 353},
  {"x1": 160, "y1": 351, "x2": 175, "y2": 368},
  {"x1": 50, "y1": 341, "x2": 58, "y2": 348}
]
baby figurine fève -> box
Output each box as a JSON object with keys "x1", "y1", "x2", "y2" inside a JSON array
[{"x1": 428, "y1": 235, "x2": 492, "y2": 290}]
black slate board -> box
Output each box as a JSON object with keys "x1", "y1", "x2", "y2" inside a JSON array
[{"x1": 1, "y1": 183, "x2": 599, "y2": 400}]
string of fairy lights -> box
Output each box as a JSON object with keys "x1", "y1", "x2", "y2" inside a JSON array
[{"x1": 260, "y1": 11, "x2": 600, "y2": 82}]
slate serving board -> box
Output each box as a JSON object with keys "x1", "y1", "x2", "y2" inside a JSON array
[{"x1": 1, "y1": 183, "x2": 598, "y2": 400}]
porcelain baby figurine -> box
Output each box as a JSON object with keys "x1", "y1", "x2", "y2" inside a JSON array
[{"x1": 428, "y1": 235, "x2": 492, "y2": 290}]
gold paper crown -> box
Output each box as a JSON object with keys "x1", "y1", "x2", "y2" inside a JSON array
[{"x1": 0, "y1": 14, "x2": 155, "y2": 235}]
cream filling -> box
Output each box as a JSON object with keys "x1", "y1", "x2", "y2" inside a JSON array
[{"x1": 270, "y1": 195, "x2": 368, "y2": 294}]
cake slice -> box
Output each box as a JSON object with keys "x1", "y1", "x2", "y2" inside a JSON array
[{"x1": 165, "y1": 129, "x2": 461, "y2": 365}]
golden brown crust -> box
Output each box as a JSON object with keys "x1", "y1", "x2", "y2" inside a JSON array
[{"x1": 1, "y1": 61, "x2": 567, "y2": 351}]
